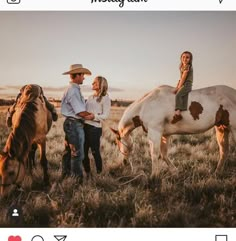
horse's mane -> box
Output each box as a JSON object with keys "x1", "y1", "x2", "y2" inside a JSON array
[
  {"x1": 119, "y1": 85, "x2": 175, "y2": 128},
  {"x1": 19, "y1": 84, "x2": 42, "y2": 104},
  {"x1": 129, "y1": 85, "x2": 173, "y2": 108},
  {"x1": 4, "y1": 85, "x2": 40, "y2": 161}
]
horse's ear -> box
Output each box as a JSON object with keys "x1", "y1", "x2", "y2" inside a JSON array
[{"x1": 110, "y1": 128, "x2": 120, "y2": 139}]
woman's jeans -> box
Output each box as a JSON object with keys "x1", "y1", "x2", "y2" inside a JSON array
[
  {"x1": 62, "y1": 118, "x2": 85, "y2": 178},
  {"x1": 83, "y1": 124, "x2": 103, "y2": 174}
]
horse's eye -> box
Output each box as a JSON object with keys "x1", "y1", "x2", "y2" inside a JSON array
[{"x1": 8, "y1": 171, "x2": 15, "y2": 176}]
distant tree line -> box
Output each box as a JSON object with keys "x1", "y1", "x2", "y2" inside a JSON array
[
  {"x1": 0, "y1": 99, "x2": 15, "y2": 106},
  {"x1": 111, "y1": 99, "x2": 133, "y2": 107},
  {"x1": 0, "y1": 98, "x2": 133, "y2": 107}
]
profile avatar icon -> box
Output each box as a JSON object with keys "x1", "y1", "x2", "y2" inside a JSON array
[
  {"x1": 12, "y1": 209, "x2": 19, "y2": 217},
  {"x1": 7, "y1": 205, "x2": 23, "y2": 226}
]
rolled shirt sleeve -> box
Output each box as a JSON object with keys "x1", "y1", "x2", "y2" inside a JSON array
[
  {"x1": 94, "y1": 95, "x2": 111, "y2": 121},
  {"x1": 85, "y1": 95, "x2": 111, "y2": 127},
  {"x1": 69, "y1": 92, "x2": 86, "y2": 115},
  {"x1": 61, "y1": 83, "x2": 86, "y2": 119}
]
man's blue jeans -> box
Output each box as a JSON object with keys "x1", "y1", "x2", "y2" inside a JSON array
[{"x1": 62, "y1": 118, "x2": 85, "y2": 178}]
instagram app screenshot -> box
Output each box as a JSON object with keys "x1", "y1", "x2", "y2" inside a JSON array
[{"x1": 0, "y1": 0, "x2": 236, "y2": 240}]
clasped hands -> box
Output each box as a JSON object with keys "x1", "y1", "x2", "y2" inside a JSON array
[{"x1": 84, "y1": 113, "x2": 95, "y2": 120}]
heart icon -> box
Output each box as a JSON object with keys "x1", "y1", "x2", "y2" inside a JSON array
[{"x1": 8, "y1": 236, "x2": 22, "y2": 241}]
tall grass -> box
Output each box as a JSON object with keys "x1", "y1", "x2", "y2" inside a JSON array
[{"x1": 0, "y1": 106, "x2": 236, "y2": 227}]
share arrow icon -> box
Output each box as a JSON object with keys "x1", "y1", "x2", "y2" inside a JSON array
[{"x1": 54, "y1": 235, "x2": 67, "y2": 241}]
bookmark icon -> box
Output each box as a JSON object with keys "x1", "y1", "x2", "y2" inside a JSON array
[{"x1": 54, "y1": 235, "x2": 67, "y2": 241}]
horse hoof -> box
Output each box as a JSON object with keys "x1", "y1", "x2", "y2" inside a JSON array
[
  {"x1": 214, "y1": 169, "x2": 223, "y2": 177},
  {"x1": 148, "y1": 175, "x2": 162, "y2": 190},
  {"x1": 170, "y1": 166, "x2": 178, "y2": 175},
  {"x1": 44, "y1": 177, "x2": 50, "y2": 186}
]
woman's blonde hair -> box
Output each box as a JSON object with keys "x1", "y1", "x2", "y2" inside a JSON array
[{"x1": 95, "y1": 76, "x2": 108, "y2": 102}]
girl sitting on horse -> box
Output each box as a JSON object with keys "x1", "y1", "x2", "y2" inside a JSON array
[{"x1": 171, "y1": 51, "x2": 193, "y2": 124}]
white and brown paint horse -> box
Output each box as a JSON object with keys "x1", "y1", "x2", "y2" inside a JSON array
[
  {"x1": 0, "y1": 84, "x2": 52, "y2": 196},
  {"x1": 111, "y1": 85, "x2": 236, "y2": 177}
]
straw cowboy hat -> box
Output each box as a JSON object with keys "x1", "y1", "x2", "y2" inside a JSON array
[{"x1": 63, "y1": 64, "x2": 92, "y2": 75}]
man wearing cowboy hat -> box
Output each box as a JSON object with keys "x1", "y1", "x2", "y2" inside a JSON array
[{"x1": 61, "y1": 64, "x2": 94, "y2": 182}]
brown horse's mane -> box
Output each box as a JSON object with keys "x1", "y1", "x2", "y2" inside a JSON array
[
  {"x1": 4, "y1": 85, "x2": 41, "y2": 162},
  {"x1": 19, "y1": 84, "x2": 43, "y2": 104}
]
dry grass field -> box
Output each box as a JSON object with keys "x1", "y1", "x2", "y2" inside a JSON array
[{"x1": 0, "y1": 106, "x2": 236, "y2": 227}]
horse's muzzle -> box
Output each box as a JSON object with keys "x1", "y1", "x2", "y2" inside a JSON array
[{"x1": 123, "y1": 158, "x2": 129, "y2": 165}]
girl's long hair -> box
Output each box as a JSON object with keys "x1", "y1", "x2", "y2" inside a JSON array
[
  {"x1": 95, "y1": 76, "x2": 108, "y2": 103},
  {"x1": 179, "y1": 51, "x2": 193, "y2": 70}
]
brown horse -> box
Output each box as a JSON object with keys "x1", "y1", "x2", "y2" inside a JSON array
[{"x1": 0, "y1": 84, "x2": 52, "y2": 196}]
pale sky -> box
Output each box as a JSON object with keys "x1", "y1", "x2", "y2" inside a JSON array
[{"x1": 0, "y1": 12, "x2": 236, "y2": 100}]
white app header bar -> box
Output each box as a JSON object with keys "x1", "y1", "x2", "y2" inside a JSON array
[{"x1": 0, "y1": 0, "x2": 235, "y2": 11}]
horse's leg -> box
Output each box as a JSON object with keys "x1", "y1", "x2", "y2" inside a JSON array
[
  {"x1": 27, "y1": 143, "x2": 37, "y2": 174},
  {"x1": 230, "y1": 127, "x2": 236, "y2": 143},
  {"x1": 215, "y1": 126, "x2": 229, "y2": 174},
  {"x1": 160, "y1": 135, "x2": 177, "y2": 173},
  {"x1": 148, "y1": 129, "x2": 162, "y2": 177},
  {"x1": 38, "y1": 142, "x2": 49, "y2": 185}
]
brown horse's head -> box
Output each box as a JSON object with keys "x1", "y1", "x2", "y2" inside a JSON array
[{"x1": 0, "y1": 152, "x2": 25, "y2": 197}]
